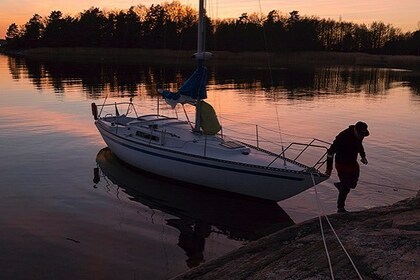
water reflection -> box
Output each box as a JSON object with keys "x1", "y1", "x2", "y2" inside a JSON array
[
  {"x1": 94, "y1": 148, "x2": 294, "y2": 267},
  {"x1": 313, "y1": 67, "x2": 405, "y2": 95},
  {"x1": 6, "y1": 54, "x2": 420, "y2": 99}
]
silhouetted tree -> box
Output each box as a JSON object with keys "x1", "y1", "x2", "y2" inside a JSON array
[
  {"x1": 112, "y1": 7, "x2": 143, "y2": 47},
  {"x1": 6, "y1": 23, "x2": 20, "y2": 40},
  {"x1": 74, "y1": 8, "x2": 107, "y2": 47},
  {"x1": 413, "y1": 30, "x2": 420, "y2": 56},
  {"x1": 143, "y1": 4, "x2": 166, "y2": 48},
  {"x1": 263, "y1": 10, "x2": 287, "y2": 51},
  {"x1": 3, "y1": 1, "x2": 419, "y2": 56},
  {"x1": 42, "y1": 11, "x2": 75, "y2": 47},
  {"x1": 5, "y1": 23, "x2": 23, "y2": 49},
  {"x1": 21, "y1": 14, "x2": 44, "y2": 48},
  {"x1": 286, "y1": 11, "x2": 320, "y2": 51}
]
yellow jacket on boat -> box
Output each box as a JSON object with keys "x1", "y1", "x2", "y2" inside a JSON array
[{"x1": 199, "y1": 101, "x2": 221, "y2": 135}]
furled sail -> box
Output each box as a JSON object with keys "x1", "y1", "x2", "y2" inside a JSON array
[
  {"x1": 200, "y1": 101, "x2": 221, "y2": 135},
  {"x1": 160, "y1": 65, "x2": 208, "y2": 108}
]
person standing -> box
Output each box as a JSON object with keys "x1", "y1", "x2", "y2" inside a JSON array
[{"x1": 325, "y1": 121, "x2": 370, "y2": 213}]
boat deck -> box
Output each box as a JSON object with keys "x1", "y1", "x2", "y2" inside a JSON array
[{"x1": 100, "y1": 115, "x2": 310, "y2": 172}]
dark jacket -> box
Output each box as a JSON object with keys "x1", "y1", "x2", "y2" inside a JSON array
[{"x1": 326, "y1": 125, "x2": 366, "y2": 170}]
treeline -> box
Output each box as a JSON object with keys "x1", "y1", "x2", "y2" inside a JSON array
[{"x1": 5, "y1": 1, "x2": 420, "y2": 55}]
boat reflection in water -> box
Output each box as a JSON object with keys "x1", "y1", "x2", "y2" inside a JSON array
[{"x1": 94, "y1": 148, "x2": 294, "y2": 267}]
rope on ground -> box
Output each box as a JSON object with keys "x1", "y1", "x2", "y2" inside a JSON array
[
  {"x1": 313, "y1": 183, "x2": 335, "y2": 279},
  {"x1": 311, "y1": 174, "x2": 364, "y2": 280}
]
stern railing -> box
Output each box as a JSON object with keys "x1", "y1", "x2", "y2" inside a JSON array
[{"x1": 266, "y1": 138, "x2": 330, "y2": 171}]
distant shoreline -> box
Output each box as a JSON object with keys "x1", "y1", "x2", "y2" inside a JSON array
[{"x1": 6, "y1": 47, "x2": 420, "y2": 70}]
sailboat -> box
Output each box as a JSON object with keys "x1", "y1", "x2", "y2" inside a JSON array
[{"x1": 91, "y1": 0, "x2": 329, "y2": 201}]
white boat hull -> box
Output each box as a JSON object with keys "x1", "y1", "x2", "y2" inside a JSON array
[{"x1": 96, "y1": 121, "x2": 327, "y2": 201}]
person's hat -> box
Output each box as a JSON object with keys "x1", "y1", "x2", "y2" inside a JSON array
[{"x1": 355, "y1": 121, "x2": 370, "y2": 136}]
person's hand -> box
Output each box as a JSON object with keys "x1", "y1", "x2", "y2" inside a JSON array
[
  {"x1": 325, "y1": 168, "x2": 332, "y2": 177},
  {"x1": 361, "y1": 157, "x2": 368, "y2": 165}
]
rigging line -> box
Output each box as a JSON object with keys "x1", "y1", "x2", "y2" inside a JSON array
[
  {"x1": 182, "y1": 104, "x2": 194, "y2": 129},
  {"x1": 257, "y1": 0, "x2": 273, "y2": 86},
  {"x1": 257, "y1": 0, "x2": 286, "y2": 148},
  {"x1": 311, "y1": 174, "x2": 364, "y2": 280},
  {"x1": 275, "y1": 105, "x2": 283, "y2": 145},
  {"x1": 216, "y1": 89, "x2": 223, "y2": 131},
  {"x1": 208, "y1": 0, "x2": 223, "y2": 133},
  {"x1": 219, "y1": 116, "x2": 313, "y2": 139},
  {"x1": 257, "y1": 0, "x2": 283, "y2": 146},
  {"x1": 175, "y1": 0, "x2": 188, "y2": 75},
  {"x1": 312, "y1": 175, "x2": 335, "y2": 280}
]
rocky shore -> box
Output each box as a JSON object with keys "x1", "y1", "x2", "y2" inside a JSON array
[{"x1": 172, "y1": 191, "x2": 420, "y2": 280}]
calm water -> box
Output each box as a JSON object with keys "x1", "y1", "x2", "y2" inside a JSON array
[{"x1": 1, "y1": 53, "x2": 419, "y2": 279}]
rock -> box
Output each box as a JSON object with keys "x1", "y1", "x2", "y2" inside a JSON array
[{"x1": 172, "y1": 191, "x2": 420, "y2": 280}]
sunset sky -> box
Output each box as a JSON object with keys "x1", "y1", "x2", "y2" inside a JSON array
[{"x1": 0, "y1": 0, "x2": 419, "y2": 39}]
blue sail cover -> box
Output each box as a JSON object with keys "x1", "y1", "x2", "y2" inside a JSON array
[{"x1": 161, "y1": 65, "x2": 208, "y2": 104}]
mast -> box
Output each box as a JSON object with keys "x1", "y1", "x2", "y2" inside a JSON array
[
  {"x1": 194, "y1": 0, "x2": 206, "y2": 132},
  {"x1": 197, "y1": 0, "x2": 205, "y2": 56}
]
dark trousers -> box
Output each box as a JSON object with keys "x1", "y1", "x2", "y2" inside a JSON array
[{"x1": 336, "y1": 162, "x2": 360, "y2": 209}]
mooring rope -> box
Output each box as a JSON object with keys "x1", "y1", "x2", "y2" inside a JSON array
[
  {"x1": 359, "y1": 180, "x2": 418, "y2": 193},
  {"x1": 313, "y1": 184, "x2": 335, "y2": 279},
  {"x1": 311, "y1": 174, "x2": 364, "y2": 280}
]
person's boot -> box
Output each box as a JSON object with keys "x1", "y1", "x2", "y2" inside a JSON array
[{"x1": 337, "y1": 208, "x2": 348, "y2": 213}]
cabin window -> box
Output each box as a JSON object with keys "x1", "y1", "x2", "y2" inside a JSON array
[{"x1": 136, "y1": 131, "x2": 160, "y2": 142}]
